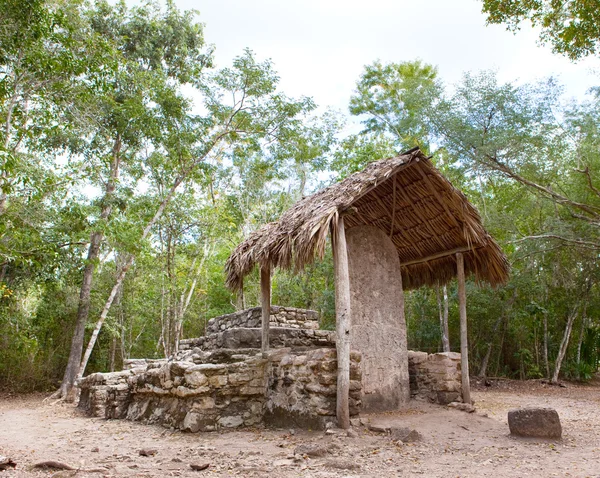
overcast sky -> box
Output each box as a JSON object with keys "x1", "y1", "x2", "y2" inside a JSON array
[{"x1": 175, "y1": 0, "x2": 600, "y2": 113}]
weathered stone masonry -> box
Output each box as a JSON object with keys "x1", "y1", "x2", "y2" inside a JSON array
[
  {"x1": 204, "y1": 306, "x2": 319, "y2": 334},
  {"x1": 408, "y1": 351, "x2": 462, "y2": 405},
  {"x1": 78, "y1": 306, "x2": 360, "y2": 431},
  {"x1": 78, "y1": 307, "x2": 461, "y2": 431}
]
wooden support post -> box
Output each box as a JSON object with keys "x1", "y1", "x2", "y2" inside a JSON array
[
  {"x1": 332, "y1": 215, "x2": 351, "y2": 429},
  {"x1": 260, "y1": 265, "x2": 271, "y2": 354},
  {"x1": 456, "y1": 252, "x2": 471, "y2": 405}
]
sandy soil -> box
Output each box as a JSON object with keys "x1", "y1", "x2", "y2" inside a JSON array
[{"x1": 1, "y1": 379, "x2": 599, "y2": 477}]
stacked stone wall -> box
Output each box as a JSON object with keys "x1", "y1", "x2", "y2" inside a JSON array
[
  {"x1": 126, "y1": 355, "x2": 268, "y2": 431},
  {"x1": 408, "y1": 351, "x2": 462, "y2": 405},
  {"x1": 264, "y1": 348, "x2": 362, "y2": 429},
  {"x1": 79, "y1": 350, "x2": 268, "y2": 431},
  {"x1": 205, "y1": 306, "x2": 319, "y2": 335},
  {"x1": 78, "y1": 347, "x2": 362, "y2": 431},
  {"x1": 78, "y1": 306, "x2": 465, "y2": 432},
  {"x1": 179, "y1": 327, "x2": 334, "y2": 353}
]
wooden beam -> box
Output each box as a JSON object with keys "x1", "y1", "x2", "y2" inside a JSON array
[
  {"x1": 389, "y1": 174, "x2": 397, "y2": 237},
  {"x1": 399, "y1": 245, "x2": 482, "y2": 268},
  {"x1": 260, "y1": 265, "x2": 271, "y2": 354},
  {"x1": 456, "y1": 252, "x2": 471, "y2": 405},
  {"x1": 332, "y1": 214, "x2": 351, "y2": 429}
]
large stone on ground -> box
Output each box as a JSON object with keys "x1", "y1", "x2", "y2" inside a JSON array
[{"x1": 508, "y1": 408, "x2": 562, "y2": 439}]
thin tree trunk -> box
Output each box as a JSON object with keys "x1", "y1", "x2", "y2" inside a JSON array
[
  {"x1": 494, "y1": 317, "x2": 507, "y2": 377},
  {"x1": 552, "y1": 305, "x2": 578, "y2": 383},
  {"x1": 59, "y1": 136, "x2": 121, "y2": 400},
  {"x1": 109, "y1": 336, "x2": 117, "y2": 373},
  {"x1": 76, "y1": 167, "x2": 192, "y2": 379},
  {"x1": 478, "y1": 291, "x2": 517, "y2": 379},
  {"x1": 173, "y1": 249, "x2": 209, "y2": 354},
  {"x1": 543, "y1": 311, "x2": 550, "y2": 379},
  {"x1": 436, "y1": 284, "x2": 450, "y2": 352},
  {"x1": 76, "y1": 126, "x2": 247, "y2": 380},
  {"x1": 0, "y1": 56, "x2": 22, "y2": 216},
  {"x1": 576, "y1": 300, "x2": 588, "y2": 366},
  {"x1": 575, "y1": 289, "x2": 590, "y2": 379},
  {"x1": 542, "y1": 281, "x2": 550, "y2": 379}
]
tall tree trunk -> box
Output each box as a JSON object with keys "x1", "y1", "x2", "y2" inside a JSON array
[
  {"x1": 109, "y1": 336, "x2": 117, "y2": 373},
  {"x1": 493, "y1": 315, "x2": 507, "y2": 377},
  {"x1": 542, "y1": 281, "x2": 550, "y2": 379},
  {"x1": 552, "y1": 305, "x2": 578, "y2": 383},
  {"x1": 76, "y1": 170, "x2": 186, "y2": 379},
  {"x1": 173, "y1": 251, "x2": 207, "y2": 355},
  {"x1": 0, "y1": 58, "x2": 22, "y2": 216},
  {"x1": 575, "y1": 292, "x2": 590, "y2": 379},
  {"x1": 543, "y1": 312, "x2": 550, "y2": 379},
  {"x1": 58, "y1": 136, "x2": 121, "y2": 400},
  {"x1": 576, "y1": 299, "x2": 589, "y2": 365},
  {"x1": 478, "y1": 291, "x2": 516, "y2": 379},
  {"x1": 436, "y1": 284, "x2": 450, "y2": 352},
  {"x1": 76, "y1": 129, "x2": 237, "y2": 379}
]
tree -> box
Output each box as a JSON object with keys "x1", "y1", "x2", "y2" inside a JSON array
[
  {"x1": 75, "y1": 49, "x2": 319, "y2": 380},
  {"x1": 481, "y1": 0, "x2": 600, "y2": 60},
  {"x1": 349, "y1": 59, "x2": 440, "y2": 153},
  {"x1": 343, "y1": 59, "x2": 600, "y2": 382},
  {"x1": 54, "y1": 0, "x2": 211, "y2": 400}
]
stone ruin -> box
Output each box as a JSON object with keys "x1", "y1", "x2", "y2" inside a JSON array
[{"x1": 78, "y1": 305, "x2": 463, "y2": 431}]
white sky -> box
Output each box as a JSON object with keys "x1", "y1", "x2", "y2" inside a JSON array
[{"x1": 176, "y1": 0, "x2": 600, "y2": 113}]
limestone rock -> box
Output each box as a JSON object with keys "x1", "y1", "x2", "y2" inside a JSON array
[
  {"x1": 294, "y1": 443, "x2": 331, "y2": 457},
  {"x1": 448, "y1": 401, "x2": 475, "y2": 413},
  {"x1": 368, "y1": 423, "x2": 390, "y2": 434},
  {"x1": 139, "y1": 448, "x2": 158, "y2": 457},
  {"x1": 0, "y1": 456, "x2": 16, "y2": 471},
  {"x1": 390, "y1": 427, "x2": 421, "y2": 442},
  {"x1": 508, "y1": 408, "x2": 562, "y2": 439}
]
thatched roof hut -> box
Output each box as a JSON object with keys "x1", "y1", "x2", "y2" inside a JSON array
[
  {"x1": 225, "y1": 147, "x2": 508, "y2": 291},
  {"x1": 225, "y1": 146, "x2": 509, "y2": 429}
]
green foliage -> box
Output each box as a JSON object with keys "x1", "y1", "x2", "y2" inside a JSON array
[
  {"x1": 481, "y1": 0, "x2": 600, "y2": 60},
  {"x1": 2, "y1": 1, "x2": 600, "y2": 392},
  {"x1": 347, "y1": 60, "x2": 440, "y2": 154}
]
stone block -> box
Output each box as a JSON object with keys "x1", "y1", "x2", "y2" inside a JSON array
[
  {"x1": 228, "y1": 372, "x2": 252, "y2": 385},
  {"x1": 318, "y1": 373, "x2": 336, "y2": 385},
  {"x1": 508, "y1": 408, "x2": 562, "y2": 439},
  {"x1": 408, "y1": 351, "x2": 428, "y2": 364},
  {"x1": 436, "y1": 391, "x2": 461, "y2": 405},
  {"x1": 183, "y1": 412, "x2": 205, "y2": 433},
  {"x1": 293, "y1": 355, "x2": 307, "y2": 366},
  {"x1": 218, "y1": 415, "x2": 244, "y2": 428},
  {"x1": 184, "y1": 371, "x2": 208, "y2": 388},
  {"x1": 240, "y1": 385, "x2": 265, "y2": 395},
  {"x1": 208, "y1": 375, "x2": 228, "y2": 387},
  {"x1": 173, "y1": 385, "x2": 210, "y2": 397},
  {"x1": 192, "y1": 396, "x2": 215, "y2": 410}
]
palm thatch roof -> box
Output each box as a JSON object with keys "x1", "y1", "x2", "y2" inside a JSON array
[{"x1": 225, "y1": 147, "x2": 509, "y2": 291}]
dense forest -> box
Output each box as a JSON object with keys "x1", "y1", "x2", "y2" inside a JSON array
[{"x1": 1, "y1": 0, "x2": 599, "y2": 395}]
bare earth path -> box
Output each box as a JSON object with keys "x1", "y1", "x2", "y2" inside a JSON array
[{"x1": 1, "y1": 380, "x2": 599, "y2": 477}]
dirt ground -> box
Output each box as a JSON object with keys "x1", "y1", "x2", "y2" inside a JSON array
[{"x1": 1, "y1": 379, "x2": 599, "y2": 477}]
